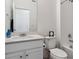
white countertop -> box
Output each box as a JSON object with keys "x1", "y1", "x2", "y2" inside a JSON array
[
  {"x1": 45, "y1": 36, "x2": 55, "y2": 39},
  {"x1": 5, "y1": 34, "x2": 44, "y2": 44}
]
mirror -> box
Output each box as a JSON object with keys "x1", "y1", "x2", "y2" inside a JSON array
[
  {"x1": 14, "y1": 8, "x2": 30, "y2": 33},
  {"x1": 5, "y1": 0, "x2": 38, "y2": 34}
]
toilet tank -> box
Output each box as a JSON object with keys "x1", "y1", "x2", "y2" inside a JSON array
[{"x1": 45, "y1": 36, "x2": 56, "y2": 49}]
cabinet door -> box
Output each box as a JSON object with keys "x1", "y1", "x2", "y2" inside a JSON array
[
  {"x1": 25, "y1": 48, "x2": 43, "y2": 59},
  {"x1": 6, "y1": 51, "x2": 25, "y2": 59}
]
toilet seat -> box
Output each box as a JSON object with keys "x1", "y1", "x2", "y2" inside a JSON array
[{"x1": 50, "y1": 48, "x2": 67, "y2": 57}]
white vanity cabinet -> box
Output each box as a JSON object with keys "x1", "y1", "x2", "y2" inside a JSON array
[{"x1": 5, "y1": 40, "x2": 43, "y2": 59}]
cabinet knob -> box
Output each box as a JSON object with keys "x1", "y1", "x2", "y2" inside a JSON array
[
  {"x1": 26, "y1": 54, "x2": 28, "y2": 56},
  {"x1": 20, "y1": 56, "x2": 22, "y2": 58}
]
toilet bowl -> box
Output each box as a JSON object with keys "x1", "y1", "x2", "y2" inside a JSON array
[
  {"x1": 50, "y1": 48, "x2": 67, "y2": 59},
  {"x1": 45, "y1": 36, "x2": 68, "y2": 59}
]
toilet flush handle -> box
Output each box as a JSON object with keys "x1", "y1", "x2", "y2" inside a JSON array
[
  {"x1": 68, "y1": 34, "x2": 72, "y2": 38},
  {"x1": 68, "y1": 34, "x2": 73, "y2": 43}
]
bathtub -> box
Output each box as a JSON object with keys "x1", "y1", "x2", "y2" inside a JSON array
[{"x1": 61, "y1": 43, "x2": 73, "y2": 59}]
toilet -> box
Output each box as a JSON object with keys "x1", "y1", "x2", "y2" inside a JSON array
[{"x1": 45, "y1": 36, "x2": 68, "y2": 59}]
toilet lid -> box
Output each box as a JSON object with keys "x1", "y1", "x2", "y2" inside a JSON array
[{"x1": 50, "y1": 48, "x2": 67, "y2": 57}]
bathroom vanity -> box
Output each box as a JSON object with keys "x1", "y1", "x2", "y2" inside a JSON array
[{"x1": 5, "y1": 35, "x2": 44, "y2": 59}]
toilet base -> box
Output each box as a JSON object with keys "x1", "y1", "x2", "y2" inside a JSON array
[{"x1": 50, "y1": 55, "x2": 67, "y2": 59}]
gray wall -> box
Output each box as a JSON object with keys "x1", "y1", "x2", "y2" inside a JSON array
[{"x1": 37, "y1": 0, "x2": 57, "y2": 36}]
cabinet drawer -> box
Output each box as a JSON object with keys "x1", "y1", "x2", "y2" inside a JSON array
[{"x1": 6, "y1": 40, "x2": 43, "y2": 53}]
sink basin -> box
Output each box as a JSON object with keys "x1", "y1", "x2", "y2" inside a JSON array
[{"x1": 5, "y1": 34, "x2": 44, "y2": 44}]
